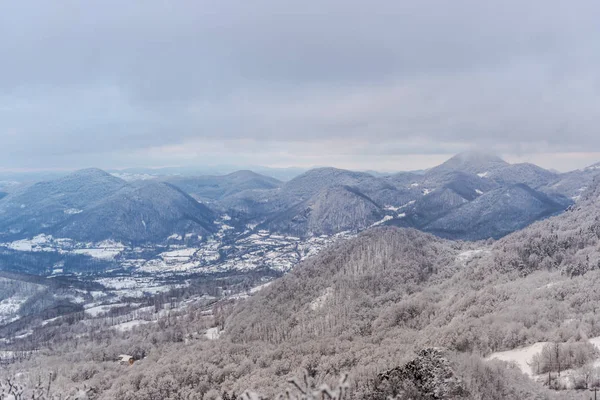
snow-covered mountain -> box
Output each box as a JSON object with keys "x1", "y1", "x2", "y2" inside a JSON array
[
  {"x1": 259, "y1": 185, "x2": 385, "y2": 236},
  {"x1": 0, "y1": 152, "x2": 597, "y2": 245},
  {"x1": 426, "y1": 151, "x2": 508, "y2": 176},
  {"x1": 242, "y1": 153, "x2": 573, "y2": 240},
  {"x1": 423, "y1": 184, "x2": 566, "y2": 240},
  {"x1": 53, "y1": 182, "x2": 217, "y2": 244},
  {"x1": 167, "y1": 170, "x2": 282, "y2": 202},
  {"x1": 0, "y1": 168, "x2": 128, "y2": 239}
]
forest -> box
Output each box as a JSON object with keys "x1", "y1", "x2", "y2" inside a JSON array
[{"x1": 2, "y1": 182, "x2": 600, "y2": 399}]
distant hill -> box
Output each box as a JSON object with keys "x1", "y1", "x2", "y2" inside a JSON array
[
  {"x1": 424, "y1": 183, "x2": 567, "y2": 240},
  {"x1": 426, "y1": 151, "x2": 508, "y2": 176},
  {"x1": 168, "y1": 170, "x2": 281, "y2": 202},
  {"x1": 54, "y1": 182, "x2": 216, "y2": 244},
  {"x1": 0, "y1": 169, "x2": 127, "y2": 239},
  {"x1": 486, "y1": 163, "x2": 558, "y2": 189},
  {"x1": 279, "y1": 167, "x2": 396, "y2": 204},
  {"x1": 259, "y1": 185, "x2": 385, "y2": 236},
  {"x1": 1, "y1": 152, "x2": 597, "y2": 243},
  {"x1": 540, "y1": 161, "x2": 600, "y2": 200},
  {"x1": 249, "y1": 153, "x2": 572, "y2": 239}
]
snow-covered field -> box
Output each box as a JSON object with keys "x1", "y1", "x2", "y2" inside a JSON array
[
  {"x1": 487, "y1": 342, "x2": 548, "y2": 376},
  {"x1": 488, "y1": 336, "x2": 600, "y2": 381},
  {"x1": 0, "y1": 235, "x2": 126, "y2": 260},
  {"x1": 0, "y1": 296, "x2": 27, "y2": 325},
  {"x1": 205, "y1": 327, "x2": 222, "y2": 340},
  {"x1": 456, "y1": 249, "x2": 488, "y2": 266}
]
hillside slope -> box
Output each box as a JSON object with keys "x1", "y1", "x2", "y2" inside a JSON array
[
  {"x1": 168, "y1": 170, "x2": 282, "y2": 202},
  {"x1": 0, "y1": 169, "x2": 127, "y2": 239},
  {"x1": 424, "y1": 184, "x2": 568, "y2": 240},
  {"x1": 54, "y1": 182, "x2": 217, "y2": 243},
  {"x1": 260, "y1": 186, "x2": 385, "y2": 236}
]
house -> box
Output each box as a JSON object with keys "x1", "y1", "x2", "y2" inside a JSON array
[{"x1": 118, "y1": 354, "x2": 134, "y2": 365}]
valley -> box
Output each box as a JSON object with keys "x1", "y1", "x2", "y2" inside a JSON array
[{"x1": 1, "y1": 152, "x2": 600, "y2": 399}]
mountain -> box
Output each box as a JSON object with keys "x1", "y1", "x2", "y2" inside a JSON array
[
  {"x1": 425, "y1": 152, "x2": 558, "y2": 189},
  {"x1": 485, "y1": 163, "x2": 558, "y2": 189},
  {"x1": 168, "y1": 170, "x2": 282, "y2": 202},
  {"x1": 386, "y1": 171, "x2": 423, "y2": 188},
  {"x1": 279, "y1": 167, "x2": 399, "y2": 205},
  {"x1": 402, "y1": 186, "x2": 474, "y2": 228},
  {"x1": 541, "y1": 161, "x2": 600, "y2": 201},
  {"x1": 213, "y1": 154, "x2": 578, "y2": 240},
  {"x1": 586, "y1": 162, "x2": 600, "y2": 172},
  {"x1": 8, "y1": 175, "x2": 600, "y2": 399},
  {"x1": 427, "y1": 151, "x2": 508, "y2": 176},
  {"x1": 424, "y1": 183, "x2": 567, "y2": 240},
  {"x1": 0, "y1": 169, "x2": 128, "y2": 239},
  {"x1": 0, "y1": 192, "x2": 6, "y2": 201},
  {"x1": 219, "y1": 189, "x2": 600, "y2": 396},
  {"x1": 0, "y1": 152, "x2": 591, "y2": 244},
  {"x1": 227, "y1": 227, "x2": 458, "y2": 344},
  {"x1": 260, "y1": 185, "x2": 384, "y2": 236},
  {"x1": 53, "y1": 182, "x2": 217, "y2": 244}
]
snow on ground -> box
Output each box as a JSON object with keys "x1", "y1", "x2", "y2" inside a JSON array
[
  {"x1": 475, "y1": 189, "x2": 484, "y2": 195},
  {"x1": 422, "y1": 188, "x2": 433, "y2": 195},
  {"x1": 456, "y1": 249, "x2": 487, "y2": 266},
  {"x1": 488, "y1": 336, "x2": 600, "y2": 378},
  {"x1": 95, "y1": 276, "x2": 180, "y2": 298},
  {"x1": 96, "y1": 277, "x2": 146, "y2": 290},
  {"x1": 0, "y1": 350, "x2": 16, "y2": 360},
  {"x1": 310, "y1": 287, "x2": 334, "y2": 311},
  {"x1": 85, "y1": 303, "x2": 128, "y2": 317},
  {"x1": 205, "y1": 327, "x2": 222, "y2": 340},
  {"x1": 478, "y1": 171, "x2": 489, "y2": 178},
  {"x1": 0, "y1": 235, "x2": 126, "y2": 260},
  {"x1": 72, "y1": 248, "x2": 122, "y2": 259},
  {"x1": 111, "y1": 172, "x2": 156, "y2": 181},
  {"x1": 385, "y1": 201, "x2": 416, "y2": 212},
  {"x1": 487, "y1": 342, "x2": 548, "y2": 376},
  {"x1": 112, "y1": 319, "x2": 152, "y2": 332},
  {"x1": 249, "y1": 281, "x2": 273, "y2": 293},
  {"x1": 4, "y1": 234, "x2": 54, "y2": 251},
  {"x1": 160, "y1": 248, "x2": 197, "y2": 258},
  {"x1": 71, "y1": 240, "x2": 125, "y2": 259},
  {"x1": 537, "y1": 281, "x2": 563, "y2": 290},
  {"x1": 371, "y1": 215, "x2": 393, "y2": 227},
  {"x1": 0, "y1": 296, "x2": 27, "y2": 324}
]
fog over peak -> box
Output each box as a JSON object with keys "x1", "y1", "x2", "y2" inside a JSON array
[{"x1": 1, "y1": 0, "x2": 599, "y2": 172}]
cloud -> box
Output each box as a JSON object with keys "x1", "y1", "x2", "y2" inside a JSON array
[{"x1": 0, "y1": 0, "x2": 599, "y2": 171}]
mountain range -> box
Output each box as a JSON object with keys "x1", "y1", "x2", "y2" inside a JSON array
[
  {"x1": 0, "y1": 169, "x2": 216, "y2": 243},
  {"x1": 3, "y1": 158, "x2": 600, "y2": 398},
  {"x1": 0, "y1": 151, "x2": 597, "y2": 243}
]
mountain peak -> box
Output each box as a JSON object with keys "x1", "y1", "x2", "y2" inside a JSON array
[
  {"x1": 431, "y1": 151, "x2": 508, "y2": 175},
  {"x1": 64, "y1": 168, "x2": 122, "y2": 182},
  {"x1": 448, "y1": 150, "x2": 507, "y2": 166},
  {"x1": 584, "y1": 161, "x2": 600, "y2": 172}
]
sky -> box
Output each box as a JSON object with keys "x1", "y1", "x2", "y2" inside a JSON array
[{"x1": 1, "y1": 0, "x2": 600, "y2": 173}]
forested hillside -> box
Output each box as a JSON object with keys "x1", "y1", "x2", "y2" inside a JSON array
[{"x1": 4, "y1": 179, "x2": 600, "y2": 398}]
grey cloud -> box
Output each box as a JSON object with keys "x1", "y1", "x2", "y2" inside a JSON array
[{"x1": 0, "y1": 0, "x2": 599, "y2": 170}]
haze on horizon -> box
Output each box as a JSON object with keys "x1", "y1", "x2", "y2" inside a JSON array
[{"x1": 1, "y1": 1, "x2": 599, "y2": 173}]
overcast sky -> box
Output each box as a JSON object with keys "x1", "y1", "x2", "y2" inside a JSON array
[{"x1": 1, "y1": 1, "x2": 599, "y2": 173}]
